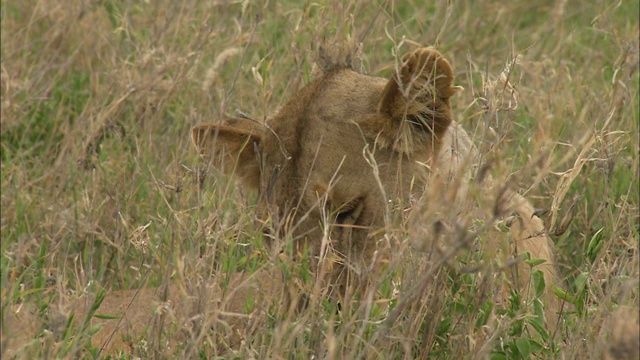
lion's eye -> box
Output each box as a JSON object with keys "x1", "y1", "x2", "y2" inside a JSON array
[
  {"x1": 335, "y1": 208, "x2": 355, "y2": 225},
  {"x1": 334, "y1": 198, "x2": 364, "y2": 226}
]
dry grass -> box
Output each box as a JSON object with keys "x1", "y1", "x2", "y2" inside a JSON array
[{"x1": 1, "y1": 0, "x2": 638, "y2": 358}]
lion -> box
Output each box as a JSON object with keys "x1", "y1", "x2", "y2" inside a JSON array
[
  {"x1": 191, "y1": 47, "x2": 562, "y2": 314},
  {"x1": 2, "y1": 47, "x2": 563, "y2": 357}
]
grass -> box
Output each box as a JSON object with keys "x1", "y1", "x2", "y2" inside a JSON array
[{"x1": 1, "y1": 0, "x2": 638, "y2": 358}]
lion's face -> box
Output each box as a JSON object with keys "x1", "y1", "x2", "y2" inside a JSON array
[{"x1": 193, "y1": 48, "x2": 460, "y2": 268}]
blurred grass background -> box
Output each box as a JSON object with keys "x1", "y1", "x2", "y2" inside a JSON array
[{"x1": 1, "y1": 0, "x2": 638, "y2": 358}]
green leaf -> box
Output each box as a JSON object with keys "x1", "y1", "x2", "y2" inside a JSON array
[
  {"x1": 586, "y1": 227, "x2": 605, "y2": 263},
  {"x1": 515, "y1": 338, "x2": 531, "y2": 357},
  {"x1": 476, "y1": 301, "x2": 494, "y2": 328},
  {"x1": 572, "y1": 272, "x2": 589, "y2": 312},
  {"x1": 551, "y1": 286, "x2": 576, "y2": 303},
  {"x1": 62, "y1": 312, "x2": 76, "y2": 341},
  {"x1": 524, "y1": 258, "x2": 547, "y2": 267},
  {"x1": 526, "y1": 307, "x2": 549, "y2": 340},
  {"x1": 532, "y1": 269, "x2": 546, "y2": 298},
  {"x1": 574, "y1": 272, "x2": 588, "y2": 292},
  {"x1": 524, "y1": 338, "x2": 544, "y2": 353},
  {"x1": 437, "y1": 317, "x2": 452, "y2": 334},
  {"x1": 34, "y1": 241, "x2": 48, "y2": 298},
  {"x1": 83, "y1": 288, "x2": 107, "y2": 331},
  {"x1": 18, "y1": 287, "x2": 45, "y2": 297},
  {"x1": 495, "y1": 221, "x2": 510, "y2": 233},
  {"x1": 94, "y1": 313, "x2": 120, "y2": 320},
  {"x1": 87, "y1": 323, "x2": 104, "y2": 336}
]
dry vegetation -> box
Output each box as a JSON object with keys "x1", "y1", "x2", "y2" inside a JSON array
[{"x1": 1, "y1": 0, "x2": 638, "y2": 359}]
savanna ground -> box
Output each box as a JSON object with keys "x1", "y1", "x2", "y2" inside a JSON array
[{"x1": 1, "y1": 0, "x2": 638, "y2": 359}]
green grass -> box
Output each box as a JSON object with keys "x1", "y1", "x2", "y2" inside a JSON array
[{"x1": 2, "y1": 0, "x2": 638, "y2": 358}]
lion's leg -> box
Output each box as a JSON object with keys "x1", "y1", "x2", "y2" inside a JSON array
[{"x1": 504, "y1": 190, "x2": 564, "y2": 330}]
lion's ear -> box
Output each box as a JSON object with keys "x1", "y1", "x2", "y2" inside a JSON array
[
  {"x1": 191, "y1": 118, "x2": 263, "y2": 189},
  {"x1": 368, "y1": 47, "x2": 461, "y2": 154}
]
